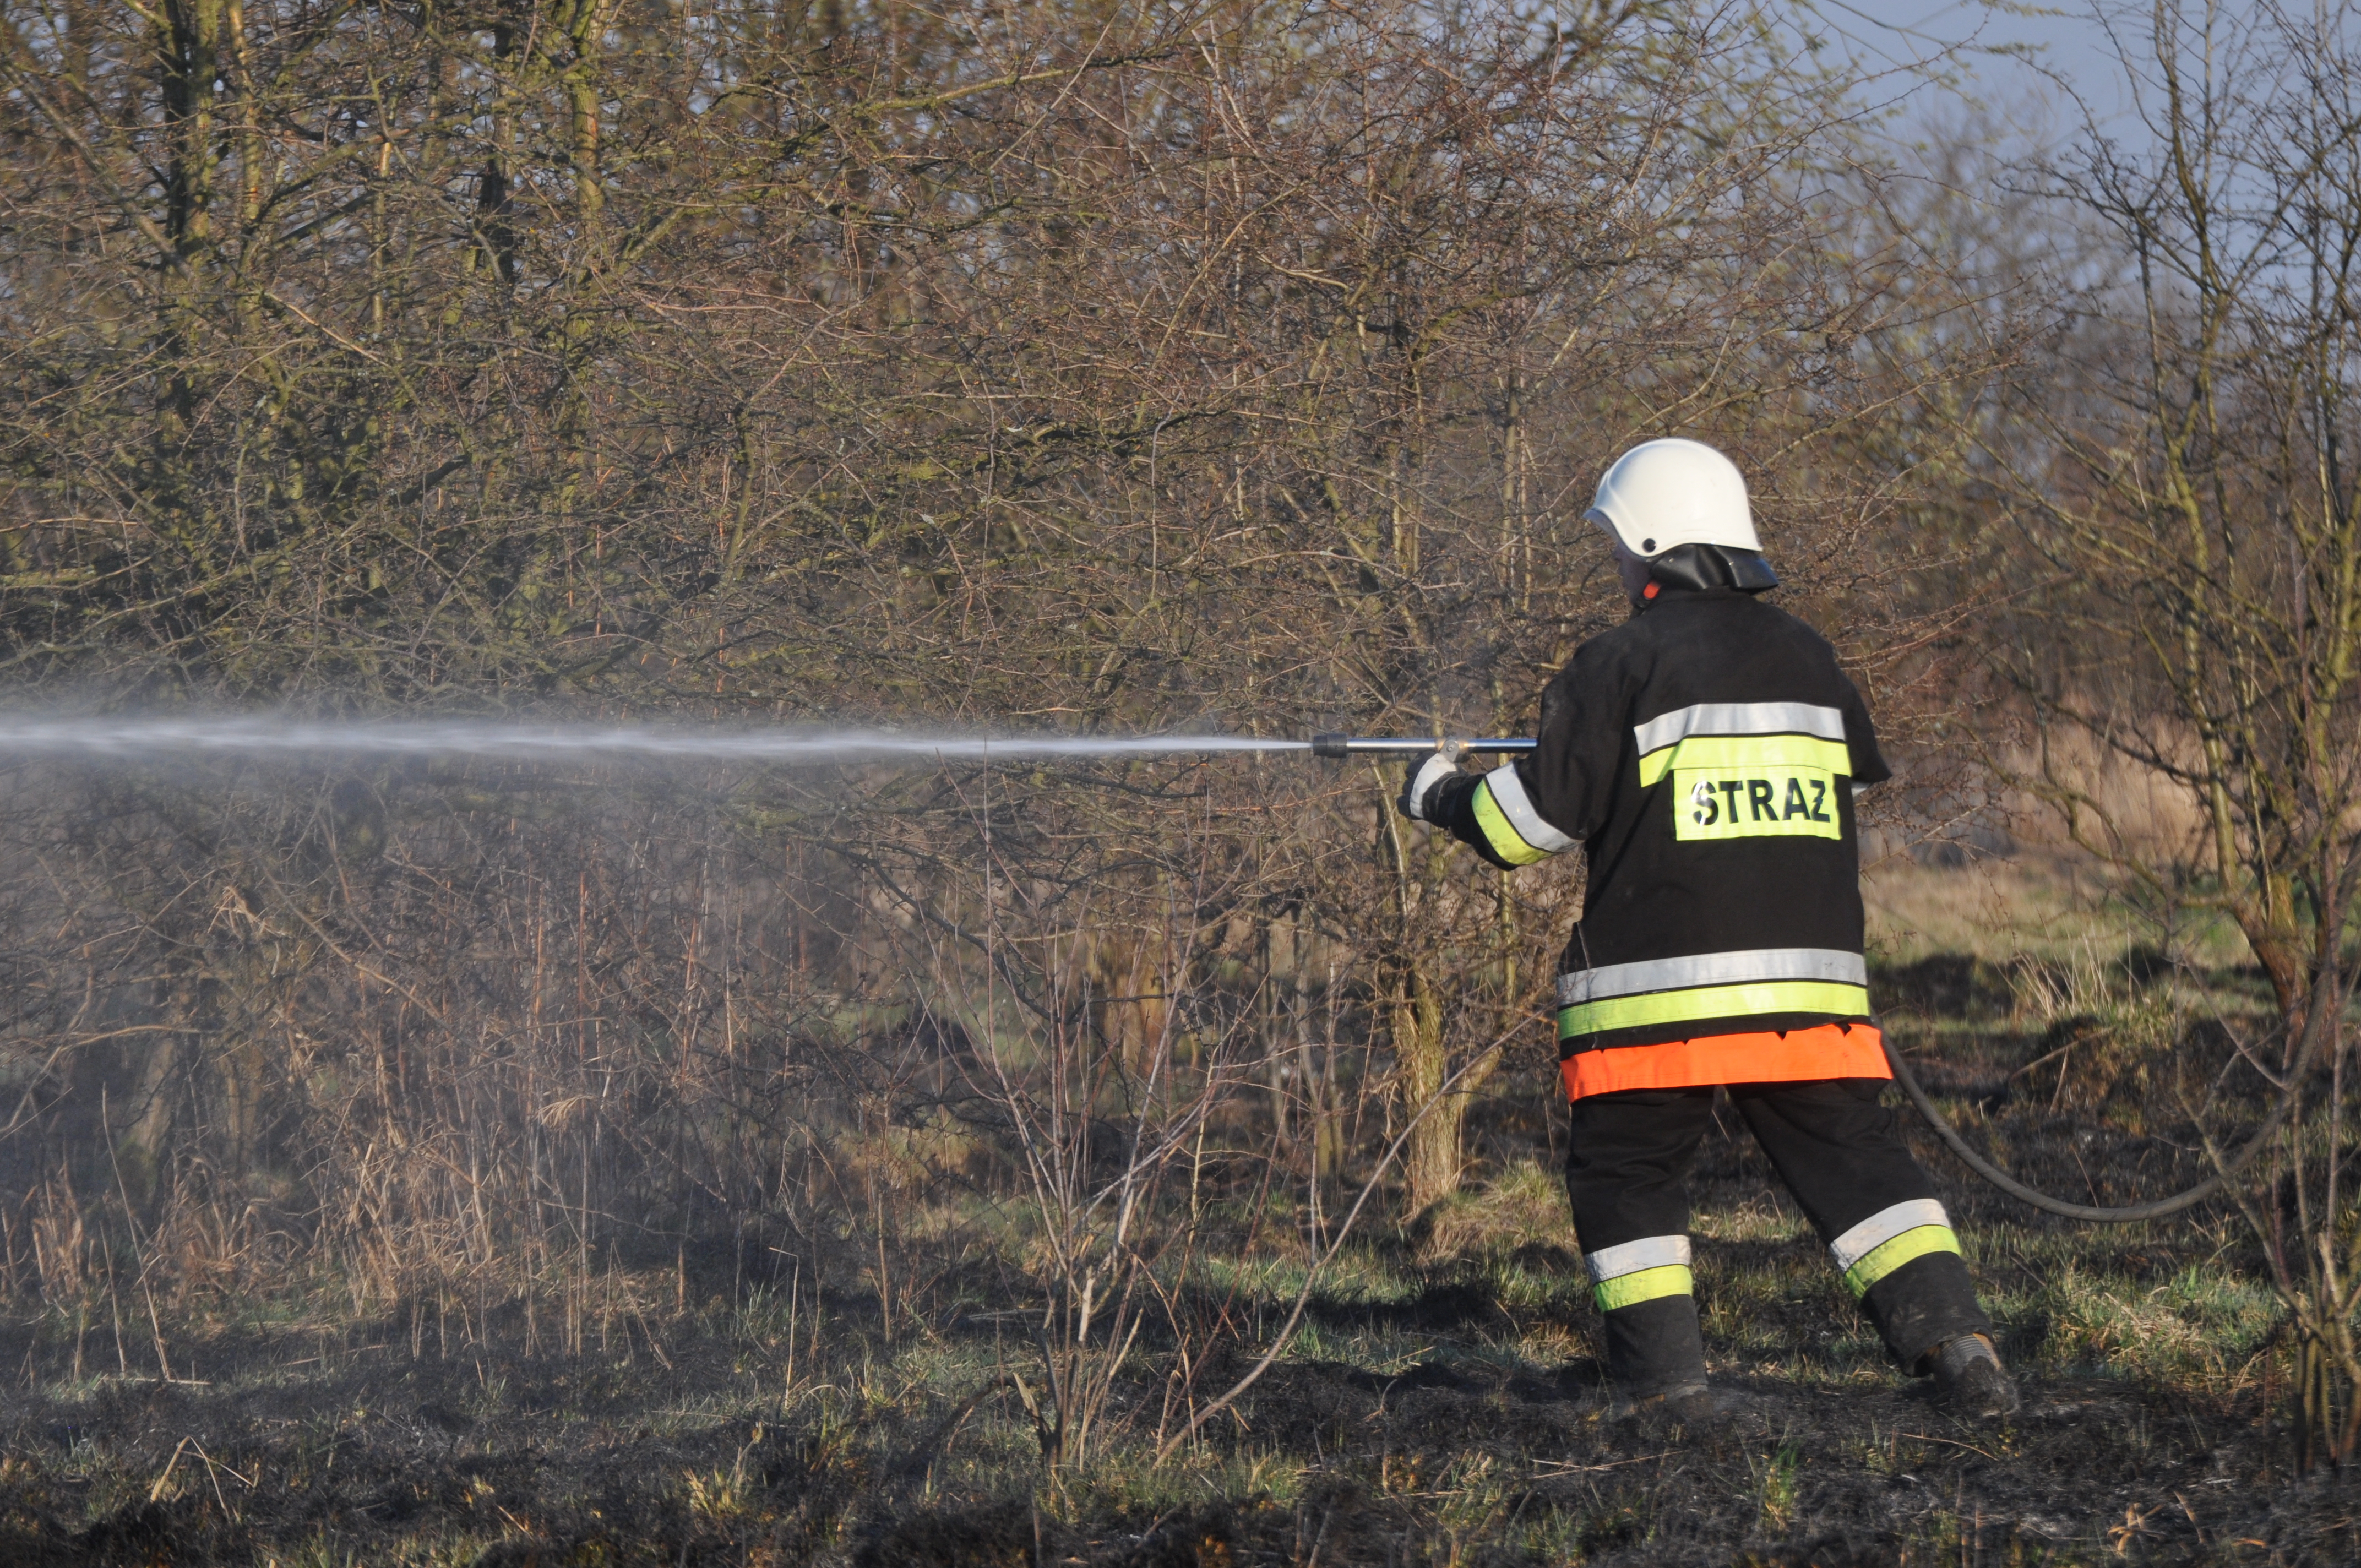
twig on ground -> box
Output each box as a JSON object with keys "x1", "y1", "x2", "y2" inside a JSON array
[
  {"x1": 149, "y1": 1436, "x2": 249, "y2": 1513},
  {"x1": 1531, "y1": 1450, "x2": 1677, "y2": 1474},
  {"x1": 1900, "y1": 1430, "x2": 1999, "y2": 1461}
]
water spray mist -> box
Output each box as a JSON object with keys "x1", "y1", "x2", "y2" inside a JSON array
[{"x1": 0, "y1": 716, "x2": 1534, "y2": 764}]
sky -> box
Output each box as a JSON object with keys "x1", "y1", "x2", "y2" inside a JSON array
[{"x1": 1804, "y1": 0, "x2": 2144, "y2": 146}]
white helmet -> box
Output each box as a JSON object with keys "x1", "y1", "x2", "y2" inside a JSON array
[
  {"x1": 1585, "y1": 438, "x2": 1776, "y2": 594},
  {"x1": 1586, "y1": 438, "x2": 1759, "y2": 557}
]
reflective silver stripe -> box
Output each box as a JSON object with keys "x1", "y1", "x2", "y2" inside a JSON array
[
  {"x1": 1633, "y1": 701, "x2": 1846, "y2": 758},
  {"x1": 1584, "y1": 1234, "x2": 1691, "y2": 1282},
  {"x1": 1556, "y1": 948, "x2": 1868, "y2": 1008},
  {"x1": 1829, "y1": 1199, "x2": 1951, "y2": 1272},
  {"x1": 1483, "y1": 763, "x2": 1577, "y2": 853}
]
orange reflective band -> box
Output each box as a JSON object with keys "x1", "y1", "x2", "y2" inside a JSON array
[{"x1": 1560, "y1": 1023, "x2": 1889, "y2": 1101}]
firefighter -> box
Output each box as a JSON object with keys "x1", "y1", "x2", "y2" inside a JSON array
[{"x1": 1399, "y1": 437, "x2": 2019, "y2": 1423}]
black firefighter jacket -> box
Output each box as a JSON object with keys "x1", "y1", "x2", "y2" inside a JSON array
[{"x1": 1427, "y1": 586, "x2": 1893, "y2": 1098}]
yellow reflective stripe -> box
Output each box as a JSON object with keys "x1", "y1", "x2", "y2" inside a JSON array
[
  {"x1": 1830, "y1": 1199, "x2": 1950, "y2": 1272},
  {"x1": 1560, "y1": 948, "x2": 1866, "y2": 1006},
  {"x1": 1585, "y1": 1234, "x2": 1690, "y2": 1281},
  {"x1": 1471, "y1": 779, "x2": 1554, "y2": 866},
  {"x1": 1557, "y1": 979, "x2": 1871, "y2": 1038},
  {"x1": 1483, "y1": 764, "x2": 1576, "y2": 852},
  {"x1": 1841, "y1": 1226, "x2": 1961, "y2": 1298},
  {"x1": 1638, "y1": 733, "x2": 1853, "y2": 788},
  {"x1": 1594, "y1": 1264, "x2": 1693, "y2": 1312}
]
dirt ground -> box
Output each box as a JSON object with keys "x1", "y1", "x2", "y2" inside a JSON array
[{"x1": 2, "y1": 957, "x2": 2357, "y2": 1565}]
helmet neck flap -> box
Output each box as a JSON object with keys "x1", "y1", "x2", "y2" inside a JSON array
[{"x1": 1645, "y1": 542, "x2": 1779, "y2": 595}]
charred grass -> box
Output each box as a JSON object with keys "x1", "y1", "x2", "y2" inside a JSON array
[{"x1": 0, "y1": 959, "x2": 2352, "y2": 1566}]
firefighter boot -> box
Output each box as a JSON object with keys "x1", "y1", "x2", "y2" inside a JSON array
[
  {"x1": 1932, "y1": 1332, "x2": 2020, "y2": 1421},
  {"x1": 1608, "y1": 1380, "x2": 1758, "y2": 1427},
  {"x1": 1598, "y1": 1294, "x2": 1752, "y2": 1425}
]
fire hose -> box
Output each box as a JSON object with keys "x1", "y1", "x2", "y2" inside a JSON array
[{"x1": 1344, "y1": 732, "x2": 2297, "y2": 1224}]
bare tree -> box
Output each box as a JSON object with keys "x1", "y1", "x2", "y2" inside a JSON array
[{"x1": 1969, "y1": 0, "x2": 2361, "y2": 1468}]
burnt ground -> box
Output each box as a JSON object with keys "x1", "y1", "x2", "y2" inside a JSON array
[
  {"x1": 0, "y1": 1281, "x2": 2349, "y2": 1567},
  {"x1": 3, "y1": 959, "x2": 2359, "y2": 1565}
]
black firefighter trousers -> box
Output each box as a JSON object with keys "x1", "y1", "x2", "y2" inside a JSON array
[{"x1": 1564, "y1": 1077, "x2": 1992, "y2": 1397}]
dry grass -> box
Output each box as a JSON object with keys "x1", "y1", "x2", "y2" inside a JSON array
[
  {"x1": 1864, "y1": 851, "x2": 2249, "y2": 967},
  {"x1": 1, "y1": 782, "x2": 2341, "y2": 1564},
  {"x1": 0, "y1": 756, "x2": 2339, "y2": 1562}
]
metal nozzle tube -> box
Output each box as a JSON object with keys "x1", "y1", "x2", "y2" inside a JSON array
[{"x1": 1309, "y1": 733, "x2": 1537, "y2": 758}]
